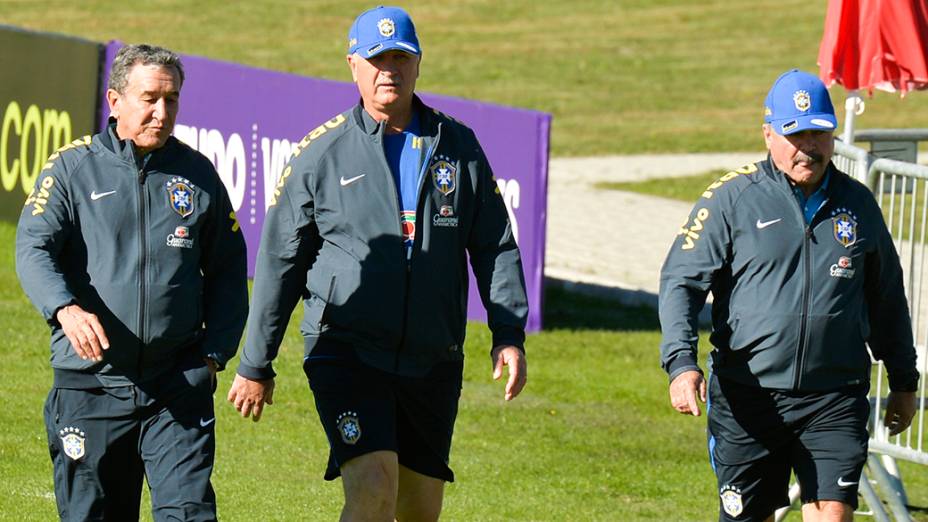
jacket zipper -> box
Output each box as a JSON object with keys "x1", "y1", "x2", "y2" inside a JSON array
[
  {"x1": 792, "y1": 224, "x2": 813, "y2": 389},
  {"x1": 790, "y1": 191, "x2": 829, "y2": 390},
  {"x1": 372, "y1": 123, "x2": 408, "y2": 370},
  {"x1": 137, "y1": 167, "x2": 148, "y2": 378},
  {"x1": 391, "y1": 123, "x2": 441, "y2": 372}
]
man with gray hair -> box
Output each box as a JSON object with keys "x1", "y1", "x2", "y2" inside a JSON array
[
  {"x1": 228, "y1": 5, "x2": 528, "y2": 521},
  {"x1": 660, "y1": 69, "x2": 918, "y2": 521},
  {"x1": 16, "y1": 43, "x2": 247, "y2": 521}
]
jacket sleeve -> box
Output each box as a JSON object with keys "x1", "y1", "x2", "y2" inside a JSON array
[
  {"x1": 658, "y1": 187, "x2": 732, "y2": 381},
  {"x1": 236, "y1": 162, "x2": 317, "y2": 380},
  {"x1": 15, "y1": 159, "x2": 77, "y2": 324},
  {"x1": 864, "y1": 211, "x2": 920, "y2": 392},
  {"x1": 465, "y1": 140, "x2": 528, "y2": 351},
  {"x1": 198, "y1": 172, "x2": 249, "y2": 370}
]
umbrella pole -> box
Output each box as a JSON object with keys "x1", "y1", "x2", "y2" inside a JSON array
[{"x1": 842, "y1": 90, "x2": 865, "y2": 144}]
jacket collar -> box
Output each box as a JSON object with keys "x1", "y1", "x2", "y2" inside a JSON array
[
  {"x1": 353, "y1": 95, "x2": 436, "y2": 136},
  {"x1": 100, "y1": 117, "x2": 177, "y2": 168},
  {"x1": 763, "y1": 154, "x2": 842, "y2": 196}
]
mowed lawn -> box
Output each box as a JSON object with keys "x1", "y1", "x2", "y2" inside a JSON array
[
  {"x1": 3, "y1": 0, "x2": 928, "y2": 156},
  {"x1": 3, "y1": 214, "x2": 928, "y2": 521},
  {"x1": 0, "y1": 218, "x2": 716, "y2": 521}
]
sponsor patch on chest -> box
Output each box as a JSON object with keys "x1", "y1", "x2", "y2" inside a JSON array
[
  {"x1": 167, "y1": 225, "x2": 194, "y2": 249},
  {"x1": 830, "y1": 256, "x2": 856, "y2": 279}
]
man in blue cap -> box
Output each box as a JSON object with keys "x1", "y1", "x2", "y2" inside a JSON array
[
  {"x1": 227, "y1": 5, "x2": 528, "y2": 520},
  {"x1": 659, "y1": 69, "x2": 919, "y2": 521}
]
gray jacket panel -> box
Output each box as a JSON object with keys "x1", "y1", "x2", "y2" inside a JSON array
[
  {"x1": 238, "y1": 98, "x2": 528, "y2": 379},
  {"x1": 16, "y1": 123, "x2": 248, "y2": 386},
  {"x1": 659, "y1": 157, "x2": 919, "y2": 392}
]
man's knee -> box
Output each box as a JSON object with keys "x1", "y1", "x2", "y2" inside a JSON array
[
  {"x1": 395, "y1": 495, "x2": 442, "y2": 522},
  {"x1": 340, "y1": 451, "x2": 399, "y2": 520},
  {"x1": 395, "y1": 465, "x2": 444, "y2": 522},
  {"x1": 801, "y1": 499, "x2": 853, "y2": 522}
]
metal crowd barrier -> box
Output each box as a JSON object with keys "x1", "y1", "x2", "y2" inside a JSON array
[
  {"x1": 776, "y1": 144, "x2": 928, "y2": 522},
  {"x1": 855, "y1": 129, "x2": 928, "y2": 165},
  {"x1": 834, "y1": 140, "x2": 873, "y2": 183},
  {"x1": 860, "y1": 158, "x2": 928, "y2": 522}
]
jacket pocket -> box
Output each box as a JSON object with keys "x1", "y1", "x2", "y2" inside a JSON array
[
  {"x1": 727, "y1": 312, "x2": 800, "y2": 353},
  {"x1": 301, "y1": 275, "x2": 333, "y2": 336},
  {"x1": 805, "y1": 311, "x2": 871, "y2": 386}
]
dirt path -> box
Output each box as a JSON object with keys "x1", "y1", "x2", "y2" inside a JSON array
[{"x1": 544, "y1": 152, "x2": 762, "y2": 299}]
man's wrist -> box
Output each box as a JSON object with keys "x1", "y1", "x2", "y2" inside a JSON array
[
  {"x1": 203, "y1": 355, "x2": 224, "y2": 372},
  {"x1": 888, "y1": 369, "x2": 920, "y2": 392}
]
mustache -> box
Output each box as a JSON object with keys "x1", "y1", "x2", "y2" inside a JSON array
[{"x1": 794, "y1": 151, "x2": 824, "y2": 164}]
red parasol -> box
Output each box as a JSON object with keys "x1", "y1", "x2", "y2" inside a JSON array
[{"x1": 818, "y1": 0, "x2": 928, "y2": 142}]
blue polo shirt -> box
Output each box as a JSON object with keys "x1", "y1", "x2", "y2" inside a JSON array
[
  {"x1": 383, "y1": 114, "x2": 422, "y2": 258},
  {"x1": 791, "y1": 171, "x2": 831, "y2": 224}
]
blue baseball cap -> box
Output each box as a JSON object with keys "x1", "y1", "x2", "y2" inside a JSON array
[
  {"x1": 764, "y1": 69, "x2": 837, "y2": 135},
  {"x1": 348, "y1": 6, "x2": 421, "y2": 58}
]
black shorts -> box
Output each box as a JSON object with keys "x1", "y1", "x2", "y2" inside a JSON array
[
  {"x1": 45, "y1": 353, "x2": 217, "y2": 521},
  {"x1": 707, "y1": 375, "x2": 869, "y2": 521},
  {"x1": 304, "y1": 340, "x2": 463, "y2": 482}
]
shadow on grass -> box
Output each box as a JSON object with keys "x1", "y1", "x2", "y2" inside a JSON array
[{"x1": 542, "y1": 284, "x2": 660, "y2": 331}]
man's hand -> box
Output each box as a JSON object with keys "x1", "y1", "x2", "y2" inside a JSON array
[
  {"x1": 204, "y1": 357, "x2": 219, "y2": 390},
  {"x1": 669, "y1": 370, "x2": 707, "y2": 416},
  {"x1": 56, "y1": 304, "x2": 110, "y2": 362},
  {"x1": 491, "y1": 345, "x2": 527, "y2": 401},
  {"x1": 227, "y1": 374, "x2": 275, "y2": 422},
  {"x1": 204, "y1": 357, "x2": 219, "y2": 377},
  {"x1": 884, "y1": 391, "x2": 916, "y2": 436}
]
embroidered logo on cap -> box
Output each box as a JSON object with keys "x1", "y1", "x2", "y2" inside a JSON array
[
  {"x1": 378, "y1": 18, "x2": 395, "y2": 37},
  {"x1": 793, "y1": 90, "x2": 811, "y2": 111}
]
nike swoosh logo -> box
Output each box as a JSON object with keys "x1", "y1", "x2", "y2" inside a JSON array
[
  {"x1": 756, "y1": 218, "x2": 782, "y2": 229},
  {"x1": 199, "y1": 417, "x2": 216, "y2": 427},
  {"x1": 837, "y1": 477, "x2": 858, "y2": 487},
  {"x1": 340, "y1": 174, "x2": 365, "y2": 186},
  {"x1": 90, "y1": 190, "x2": 116, "y2": 200}
]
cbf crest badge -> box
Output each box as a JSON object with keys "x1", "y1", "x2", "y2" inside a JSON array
[
  {"x1": 165, "y1": 177, "x2": 196, "y2": 218},
  {"x1": 337, "y1": 411, "x2": 362, "y2": 445},
  {"x1": 793, "y1": 90, "x2": 811, "y2": 112},
  {"x1": 720, "y1": 485, "x2": 743, "y2": 517},
  {"x1": 831, "y1": 209, "x2": 858, "y2": 248},
  {"x1": 59, "y1": 426, "x2": 86, "y2": 460},
  {"x1": 430, "y1": 155, "x2": 457, "y2": 196},
  {"x1": 378, "y1": 18, "x2": 395, "y2": 37}
]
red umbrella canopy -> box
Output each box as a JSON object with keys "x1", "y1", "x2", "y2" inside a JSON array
[{"x1": 819, "y1": 0, "x2": 928, "y2": 96}]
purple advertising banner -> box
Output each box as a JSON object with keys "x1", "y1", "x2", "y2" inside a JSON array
[{"x1": 102, "y1": 42, "x2": 550, "y2": 331}]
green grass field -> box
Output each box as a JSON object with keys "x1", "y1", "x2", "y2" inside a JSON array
[
  {"x1": 605, "y1": 166, "x2": 928, "y2": 248},
  {"x1": 2, "y1": 0, "x2": 928, "y2": 156},
  {"x1": 4, "y1": 1, "x2": 928, "y2": 519},
  {"x1": 2, "y1": 218, "x2": 927, "y2": 520},
  {"x1": 596, "y1": 169, "x2": 726, "y2": 202}
]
